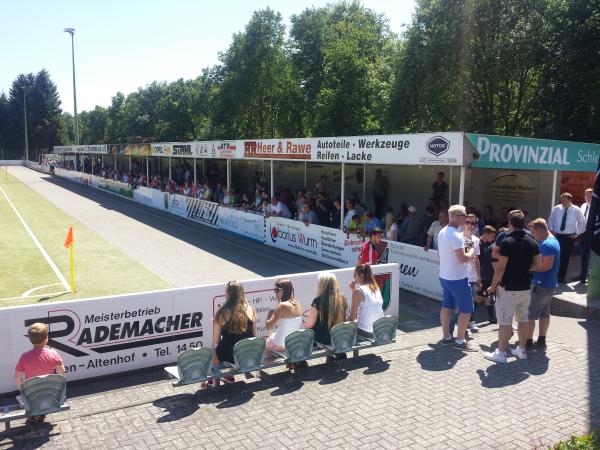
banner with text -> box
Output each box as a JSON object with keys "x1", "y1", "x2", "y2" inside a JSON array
[
  {"x1": 266, "y1": 217, "x2": 364, "y2": 267},
  {"x1": 0, "y1": 264, "x2": 399, "y2": 394},
  {"x1": 468, "y1": 133, "x2": 600, "y2": 172},
  {"x1": 217, "y1": 207, "x2": 265, "y2": 242}
]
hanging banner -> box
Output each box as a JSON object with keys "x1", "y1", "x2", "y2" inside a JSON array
[
  {"x1": 195, "y1": 141, "x2": 238, "y2": 159},
  {"x1": 468, "y1": 133, "x2": 600, "y2": 172},
  {"x1": 265, "y1": 217, "x2": 364, "y2": 267},
  {"x1": 151, "y1": 143, "x2": 194, "y2": 158},
  {"x1": 217, "y1": 207, "x2": 265, "y2": 242},
  {"x1": 379, "y1": 240, "x2": 442, "y2": 301},
  {"x1": 242, "y1": 132, "x2": 464, "y2": 165},
  {"x1": 0, "y1": 264, "x2": 399, "y2": 394}
]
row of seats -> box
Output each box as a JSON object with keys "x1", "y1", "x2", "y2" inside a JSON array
[
  {"x1": 165, "y1": 316, "x2": 398, "y2": 387},
  {"x1": 0, "y1": 316, "x2": 398, "y2": 429}
]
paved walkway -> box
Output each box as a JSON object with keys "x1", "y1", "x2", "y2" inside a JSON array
[
  {"x1": 1, "y1": 313, "x2": 598, "y2": 449},
  {"x1": 7, "y1": 167, "x2": 329, "y2": 287}
]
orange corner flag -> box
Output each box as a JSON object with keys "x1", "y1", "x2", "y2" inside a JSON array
[{"x1": 64, "y1": 227, "x2": 74, "y2": 248}]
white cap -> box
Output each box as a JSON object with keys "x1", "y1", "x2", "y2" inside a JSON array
[{"x1": 408, "y1": 206, "x2": 417, "y2": 214}]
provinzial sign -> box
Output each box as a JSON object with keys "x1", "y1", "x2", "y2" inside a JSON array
[
  {"x1": 468, "y1": 133, "x2": 600, "y2": 172},
  {"x1": 0, "y1": 264, "x2": 399, "y2": 394}
]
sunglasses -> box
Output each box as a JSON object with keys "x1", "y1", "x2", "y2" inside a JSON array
[{"x1": 465, "y1": 221, "x2": 478, "y2": 225}]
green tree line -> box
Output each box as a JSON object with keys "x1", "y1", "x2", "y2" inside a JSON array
[{"x1": 1, "y1": 0, "x2": 598, "y2": 153}]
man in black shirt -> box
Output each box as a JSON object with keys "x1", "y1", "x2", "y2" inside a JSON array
[
  {"x1": 485, "y1": 212, "x2": 541, "y2": 364},
  {"x1": 477, "y1": 226, "x2": 497, "y2": 324}
]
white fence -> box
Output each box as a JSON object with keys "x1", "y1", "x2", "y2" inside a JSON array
[
  {"x1": 32, "y1": 165, "x2": 443, "y2": 301},
  {"x1": 0, "y1": 264, "x2": 399, "y2": 394}
]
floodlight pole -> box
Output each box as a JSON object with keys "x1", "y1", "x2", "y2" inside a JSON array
[
  {"x1": 23, "y1": 89, "x2": 29, "y2": 161},
  {"x1": 64, "y1": 28, "x2": 79, "y2": 145}
]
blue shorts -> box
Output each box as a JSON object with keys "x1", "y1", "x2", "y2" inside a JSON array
[{"x1": 440, "y1": 277, "x2": 474, "y2": 313}]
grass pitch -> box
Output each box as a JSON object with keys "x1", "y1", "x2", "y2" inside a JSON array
[{"x1": 0, "y1": 168, "x2": 171, "y2": 307}]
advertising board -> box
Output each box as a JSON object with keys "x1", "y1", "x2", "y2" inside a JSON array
[{"x1": 217, "y1": 207, "x2": 265, "y2": 242}]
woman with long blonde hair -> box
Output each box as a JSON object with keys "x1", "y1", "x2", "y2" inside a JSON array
[
  {"x1": 213, "y1": 281, "x2": 257, "y2": 371},
  {"x1": 303, "y1": 272, "x2": 347, "y2": 346}
]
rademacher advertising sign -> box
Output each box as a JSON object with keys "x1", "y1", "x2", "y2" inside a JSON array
[{"x1": 0, "y1": 264, "x2": 399, "y2": 394}]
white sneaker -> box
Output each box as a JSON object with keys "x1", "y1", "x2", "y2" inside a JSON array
[
  {"x1": 484, "y1": 349, "x2": 507, "y2": 364},
  {"x1": 468, "y1": 321, "x2": 479, "y2": 332},
  {"x1": 510, "y1": 347, "x2": 527, "y2": 360}
]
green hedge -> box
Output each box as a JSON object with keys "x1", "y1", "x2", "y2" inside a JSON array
[{"x1": 553, "y1": 431, "x2": 600, "y2": 449}]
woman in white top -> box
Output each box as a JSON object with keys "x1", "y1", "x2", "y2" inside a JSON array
[
  {"x1": 349, "y1": 264, "x2": 384, "y2": 337},
  {"x1": 266, "y1": 278, "x2": 302, "y2": 352},
  {"x1": 384, "y1": 208, "x2": 398, "y2": 241}
]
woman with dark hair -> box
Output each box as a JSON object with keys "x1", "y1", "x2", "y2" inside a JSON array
[
  {"x1": 304, "y1": 273, "x2": 347, "y2": 346},
  {"x1": 266, "y1": 279, "x2": 302, "y2": 352},
  {"x1": 212, "y1": 281, "x2": 257, "y2": 369},
  {"x1": 349, "y1": 264, "x2": 384, "y2": 337}
]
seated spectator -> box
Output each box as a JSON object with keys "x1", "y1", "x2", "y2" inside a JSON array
[
  {"x1": 14, "y1": 323, "x2": 66, "y2": 423},
  {"x1": 274, "y1": 196, "x2": 293, "y2": 219},
  {"x1": 238, "y1": 193, "x2": 250, "y2": 209},
  {"x1": 258, "y1": 198, "x2": 270, "y2": 215},
  {"x1": 348, "y1": 214, "x2": 365, "y2": 234},
  {"x1": 266, "y1": 279, "x2": 302, "y2": 352},
  {"x1": 248, "y1": 189, "x2": 263, "y2": 211},
  {"x1": 267, "y1": 197, "x2": 278, "y2": 216},
  {"x1": 203, "y1": 182, "x2": 213, "y2": 201},
  {"x1": 384, "y1": 207, "x2": 398, "y2": 241},
  {"x1": 349, "y1": 264, "x2": 384, "y2": 337},
  {"x1": 212, "y1": 281, "x2": 257, "y2": 382},
  {"x1": 424, "y1": 210, "x2": 448, "y2": 251},
  {"x1": 364, "y1": 211, "x2": 383, "y2": 234},
  {"x1": 213, "y1": 182, "x2": 225, "y2": 204},
  {"x1": 298, "y1": 201, "x2": 319, "y2": 225},
  {"x1": 304, "y1": 273, "x2": 347, "y2": 348},
  {"x1": 182, "y1": 181, "x2": 192, "y2": 197},
  {"x1": 295, "y1": 190, "x2": 307, "y2": 213},
  {"x1": 400, "y1": 206, "x2": 423, "y2": 246}
]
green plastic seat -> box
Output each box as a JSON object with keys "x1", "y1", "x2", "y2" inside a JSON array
[
  {"x1": 330, "y1": 322, "x2": 357, "y2": 353},
  {"x1": 233, "y1": 337, "x2": 266, "y2": 372},
  {"x1": 372, "y1": 316, "x2": 398, "y2": 344},
  {"x1": 284, "y1": 329, "x2": 314, "y2": 363},
  {"x1": 19, "y1": 374, "x2": 67, "y2": 416},
  {"x1": 176, "y1": 347, "x2": 213, "y2": 385}
]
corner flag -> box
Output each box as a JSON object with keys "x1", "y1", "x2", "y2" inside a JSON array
[{"x1": 64, "y1": 227, "x2": 75, "y2": 293}]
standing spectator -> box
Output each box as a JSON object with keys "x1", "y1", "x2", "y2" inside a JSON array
[
  {"x1": 14, "y1": 323, "x2": 66, "y2": 423},
  {"x1": 423, "y1": 206, "x2": 436, "y2": 233},
  {"x1": 315, "y1": 192, "x2": 333, "y2": 227},
  {"x1": 574, "y1": 188, "x2": 593, "y2": 282},
  {"x1": 424, "y1": 210, "x2": 448, "y2": 251},
  {"x1": 372, "y1": 169, "x2": 389, "y2": 218},
  {"x1": 315, "y1": 175, "x2": 327, "y2": 195},
  {"x1": 364, "y1": 211, "x2": 383, "y2": 234},
  {"x1": 476, "y1": 226, "x2": 498, "y2": 324},
  {"x1": 384, "y1": 207, "x2": 398, "y2": 241},
  {"x1": 438, "y1": 205, "x2": 476, "y2": 351},
  {"x1": 485, "y1": 212, "x2": 541, "y2": 363},
  {"x1": 358, "y1": 228, "x2": 382, "y2": 265},
  {"x1": 343, "y1": 200, "x2": 357, "y2": 230},
  {"x1": 528, "y1": 218, "x2": 560, "y2": 350},
  {"x1": 548, "y1": 192, "x2": 586, "y2": 284},
  {"x1": 399, "y1": 206, "x2": 423, "y2": 246},
  {"x1": 331, "y1": 199, "x2": 342, "y2": 229},
  {"x1": 432, "y1": 172, "x2": 448, "y2": 206},
  {"x1": 463, "y1": 214, "x2": 482, "y2": 332}
]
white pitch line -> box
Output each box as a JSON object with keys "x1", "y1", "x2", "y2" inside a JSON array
[
  {"x1": 0, "y1": 184, "x2": 71, "y2": 292},
  {"x1": 21, "y1": 283, "x2": 64, "y2": 297}
]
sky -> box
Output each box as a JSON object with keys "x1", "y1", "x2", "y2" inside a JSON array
[{"x1": 0, "y1": 0, "x2": 416, "y2": 113}]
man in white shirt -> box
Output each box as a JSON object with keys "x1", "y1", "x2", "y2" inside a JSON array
[
  {"x1": 574, "y1": 188, "x2": 593, "y2": 282},
  {"x1": 437, "y1": 204, "x2": 477, "y2": 352},
  {"x1": 548, "y1": 192, "x2": 586, "y2": 283},
  {"x1": 275, "y1": 197, "x2": 293, "y2": 219},
  {"x1": 343, "y1": 199, "x2": 357, "y2": 230}
]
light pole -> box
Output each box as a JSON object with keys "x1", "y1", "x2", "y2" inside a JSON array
[
  {"x1": 63, "y1": 27, "x2": 79, "y2": 145},
  {"x1": 23, "y1": 88, "x2": 29, "y2": 161}
]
